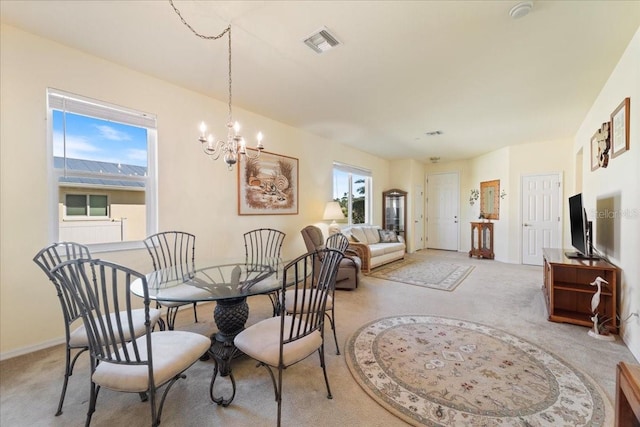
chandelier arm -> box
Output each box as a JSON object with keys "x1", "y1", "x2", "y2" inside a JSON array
[{"x1": 202, "y1": 139, "x2": 227, "y2": 160}]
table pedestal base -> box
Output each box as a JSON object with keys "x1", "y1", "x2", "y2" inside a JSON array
[{"x1": 208, "y1": 297, "x2": 248, "y2": 406}]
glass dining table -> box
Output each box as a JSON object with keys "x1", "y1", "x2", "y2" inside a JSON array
[{"x1": 130, "y1": 258, "x2": 285, "y2": 406}]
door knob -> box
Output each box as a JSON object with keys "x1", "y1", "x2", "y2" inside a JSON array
[{"x1": 523, "y1": 223, "x2": 531, "y2": 227}]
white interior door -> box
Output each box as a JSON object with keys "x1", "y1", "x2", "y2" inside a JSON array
[
  {"x1": 427, "y1": 173, "x2": 459, "y2": 251},
  {"x1": 413, "y1": 184, "x2": 424, "y2": 251},
  {"x1": 521, "y1": 173, "x2": 562, "y2": 265}
]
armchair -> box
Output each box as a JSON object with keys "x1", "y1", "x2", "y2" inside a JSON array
[{"x1": 300, "y1": 225, "x2": 361, "y2": 290}]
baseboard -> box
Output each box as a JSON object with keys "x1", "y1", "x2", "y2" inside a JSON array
[{"x1": 0, "y1": 336, "x2": 64, "y2": 362}]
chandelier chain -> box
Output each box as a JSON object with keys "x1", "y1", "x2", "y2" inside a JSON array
[
  {"x1": 169, "y1": 0, "x2": 233, "y2": 121},
  {"x1": 169, "y1": 0, "x2": 263, "y2": 169}
]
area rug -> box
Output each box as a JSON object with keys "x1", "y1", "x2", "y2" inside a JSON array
[
  {"x1": 345, "y1": 315, "x2": 612, "y2": 426},
  {"x1": 369, "y1": 258, "x2": 473, "y2": 291}
]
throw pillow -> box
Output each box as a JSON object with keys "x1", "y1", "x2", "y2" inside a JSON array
[
  {"x1": 350, "y1": 227, "x2": 368, "y2": 244},
  {"x1": 364, "y1": 226, "x2": 381, "y2": 243},
  {"x1": 378, "y1": 229, "x2": 399, "y2": 243}
]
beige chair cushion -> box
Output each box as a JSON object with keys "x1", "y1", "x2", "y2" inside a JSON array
[
  {"x1": 283, "y1": 289, "x2": 333, "y2": 312},
  {"x1": 92, "y1": 331, "x2": 210, "y2": 392},
  {"x1": 234, "y1": 316, "x2": 322, "y2": 368},
  {"x1": 69, "y1": 308, "x2": 162, "y2": 347}
]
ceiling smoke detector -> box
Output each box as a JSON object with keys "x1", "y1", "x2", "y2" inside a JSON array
[
  {"x1": 304, "y1": 27, "x2": 340, "y2": 53},
  {"x1": 509, "y1": 1, "x2": 533, "y2": 19}
]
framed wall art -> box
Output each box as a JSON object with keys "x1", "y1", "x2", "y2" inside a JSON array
[
  {"x1": 590, "y1": 130, "x2": 600, "y2": 171},
  {"x1": 237, "y1": 149, "x2": 298, "y2": 215},
  {"x1": 611, "y1": 97, "x2": 630, "y2": 158}
]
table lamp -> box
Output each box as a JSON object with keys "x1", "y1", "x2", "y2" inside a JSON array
[{"x1": 323, "y1": 201, "x2": 345, "y2": 235}]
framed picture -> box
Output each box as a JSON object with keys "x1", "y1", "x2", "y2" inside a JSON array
[
  {"x1": 611, "y1": 97, "x2": 630, "y2": 158},
  {"x1": 237, "y1": 149, "x2": 298, "y2": 215},
  {"x1": 590, "y1": 131, "x2": 600, "y2": 171}
]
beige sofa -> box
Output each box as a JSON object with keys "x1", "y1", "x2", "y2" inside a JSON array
[{"x1": 342, "y1": 225, "x2": 405, "y2": 273}]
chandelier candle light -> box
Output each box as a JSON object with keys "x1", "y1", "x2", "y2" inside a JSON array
[{"x1": 170, "y1": 0, "x2": 264, "y2": 170}]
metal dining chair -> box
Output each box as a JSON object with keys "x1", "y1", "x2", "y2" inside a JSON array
[
  {"x1": 243, "y1": 228, "x2": 286, "y2": 316},
  {"x1": 50, "y1": 258, "x2": 211, "y2": 426},
  {"x1": 33, "y1": 242, "x2": 161, "y2": 416},
  {"x1": 143, "y1": 231, "x2": 198, "y2": 330},
  {"x1": 234, "y1": 248, "x2": 344, "y2": 427}
]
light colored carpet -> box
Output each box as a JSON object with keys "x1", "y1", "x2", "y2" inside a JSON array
[
  {"x1": 346, "y1": 315, "x2": 612, "y2": 426},
  {"x1": 369, "y1": 255, "x2": 474, "y2": 291},
  {"x1": 1, "y1": 250, "x2": 637, "y2": 427}
]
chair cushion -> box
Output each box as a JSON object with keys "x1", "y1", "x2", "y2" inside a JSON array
[
  {"x1": 92, "y1": 331, "x2": 210, "y2": 392},
  {"x1": 234, "y1": 316, "x2": 322, "y2": 368},
  {"x1": 302, "y1": 226, "x2": 325, "y2": 251},
  {"x1": 69, "y1": 308, "x2": 162, "y2": 347},
  {"x1": 283, "y1": 289, "x2": 333, "y2": 311}
]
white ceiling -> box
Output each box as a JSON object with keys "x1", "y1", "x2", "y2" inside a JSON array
[{"x1": 2, "y1": 1, "x2": 639, "y2": 162}]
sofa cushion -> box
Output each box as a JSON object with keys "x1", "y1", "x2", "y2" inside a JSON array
[
  {"x1": 367, "y1": 244, "x2": 388, "y2": 257},
  {"x1": 383, "y1": 242, "x2": 405, "y2": 254},
  {"x1": 363, "y1": 227, "x2": 380, "y2": 244},
  {"x1": 350, "y1": 227, "x2": 368, "y2": 244},
  {"x1": 378, "y1": 229, "x2": 399, "y2": 243}
]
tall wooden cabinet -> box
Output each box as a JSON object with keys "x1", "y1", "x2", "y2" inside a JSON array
[
  {"x1": 469, "y1": 221, "x2": 494, "y2": 259},
  {"x1": 542, "y1": 248, "x2": 618, "y2": 333}
]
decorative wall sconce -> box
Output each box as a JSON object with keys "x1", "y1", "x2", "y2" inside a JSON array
[{"x1": 469, "y1": 189, "x2": 479, "y2": 206}]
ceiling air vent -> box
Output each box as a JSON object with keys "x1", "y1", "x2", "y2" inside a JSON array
[{"x1": 304, "y1": 27, "x2": 340, "y2": 53}]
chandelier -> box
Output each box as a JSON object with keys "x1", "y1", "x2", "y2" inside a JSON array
[{"x1": 170, "y1": 1, "x2": 264, "y2": 170}]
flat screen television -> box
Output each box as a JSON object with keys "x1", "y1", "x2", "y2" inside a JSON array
[{"x1": 566, "y1": 193, "x2": 599, "y2": 259}]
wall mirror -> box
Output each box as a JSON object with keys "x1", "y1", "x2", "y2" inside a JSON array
[{"x1": 480, "y1": 179, "x2": 500, "y2": 220}]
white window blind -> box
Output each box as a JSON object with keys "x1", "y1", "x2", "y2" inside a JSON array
[{"x1": 48, "y1": 89, "x2": 156, "y2": 129}]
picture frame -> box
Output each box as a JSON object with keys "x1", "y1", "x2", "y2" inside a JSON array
[
  {"x1": 237, "y1": 149, "x2": 298, "y2": 215},
  {"x1": 610, "y1": 97, "x2": 630, "y2": 158},
  {"x1": 590, "y1": 131, "x2": 600, "y2": 171}
]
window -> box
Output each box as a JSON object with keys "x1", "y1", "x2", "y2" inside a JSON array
[
  {"x1": 48, "y1": 89, "x2": 157, "y2": 249},
  {"x1": 64, "y1": 194, "x2": 109, "y2": 218},
  {"x1": 332, "y1": 162, "x2": 372, "y2": 225}
]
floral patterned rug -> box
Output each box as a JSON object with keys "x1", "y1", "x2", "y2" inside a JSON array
[
  {"x1": 345, "y1": 315, "x2": 612, "y2": 426},
  {"x1": 369, "y1": 259, "x2": 474, "y2": 291}
]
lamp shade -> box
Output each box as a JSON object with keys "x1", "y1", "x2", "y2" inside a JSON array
[
  {"x1": 323, "y1": 201, "x2": 345, "y2": 221},
  {"x1": 323, "y1": 201, "x2": 344, "y2": 235}
]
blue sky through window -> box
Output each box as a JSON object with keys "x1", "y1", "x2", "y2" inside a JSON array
[{"x1": 53, "y1": 110, "x2": 147, "y2": 167}]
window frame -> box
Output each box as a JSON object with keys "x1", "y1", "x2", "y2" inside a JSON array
[
  {"x1": 332, "y1": 162, "x2": 372, "y2": 226},
  {"x1": 47, "y1": 88, "x2": 158, "y2": 252},
  {"x1": 63, "y1": 193, "x2": 110, "y2": 220}
]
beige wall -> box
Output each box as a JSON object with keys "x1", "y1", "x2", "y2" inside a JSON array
[
  {"x1": 0, "y1": 24, "x2": 389, "y2": 357},
  {"x1": 574, "y1": 27, "x2": 639, "y2": 360},
  {"x1": 388, "y1": 159, "x2": 425, "y2": 253}
]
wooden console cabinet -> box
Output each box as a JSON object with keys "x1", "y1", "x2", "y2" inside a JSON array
[
  {"x1": 616, "y1": 362, "x2": 640, "y2": 427},
  {"x1": 469, "y1": 221, "x2": 494, "y2": 259},
  {"x1": 542, "y1": 248, "x2": 618, "y2": 333}
]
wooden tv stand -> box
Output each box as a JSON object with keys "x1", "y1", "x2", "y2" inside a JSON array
[
  {"x1": 616, "y1": 362, "x2": 640, "y2": 426},
  {"x1": 542, "y1": 248, "x2": 618, "y2": 334}
]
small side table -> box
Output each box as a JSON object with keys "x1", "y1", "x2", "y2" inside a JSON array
[
  {"x1": 616, "y1": 362, "x2": 640, "y2": 427},
  {"x1": 469, "y1": 221, "x2": 494, "y2": 259}
]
